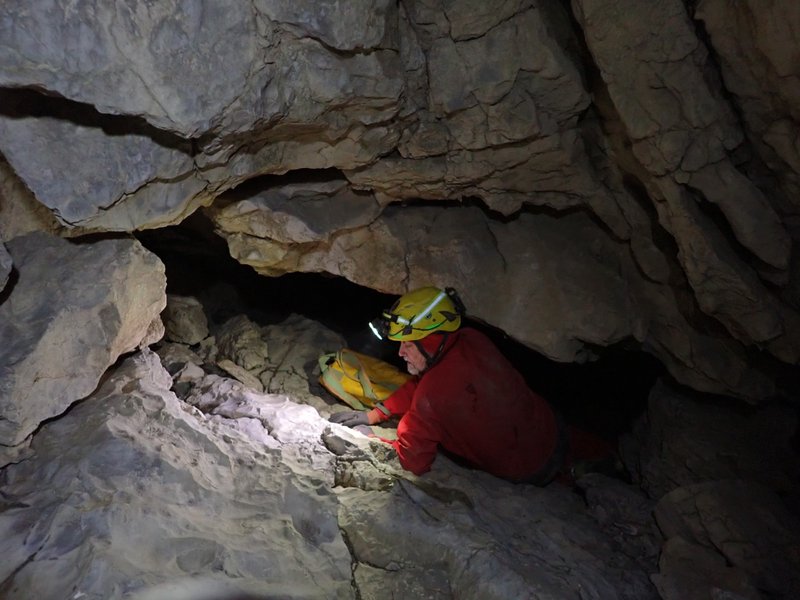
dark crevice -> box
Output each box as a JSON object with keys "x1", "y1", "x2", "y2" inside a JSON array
[
  {"x1": 217, "y1": 167, "x2": 619, "y2": 234},
  {"x1": 68, "y1": 231, "x2": 137, "y2": 245},
  {"x1": 0, "y1": 87, "x2": 194, "y2": 155},
  {"x1": 0, "y1": 267, "x2": 19, "y2": 305},
  {"x1": 384, "y1": 194, "x2": 611, "y2": 229},
  {"x1": 219, "y1": 168, "x2": 353, "y2": 204},
  {"x1": 338, "y1": 528, "x2": 365, "y2": 600}
]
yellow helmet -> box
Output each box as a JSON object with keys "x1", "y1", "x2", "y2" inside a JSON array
[{"x1": 369, "y1": 286, "x2": 465, "y2": 341}]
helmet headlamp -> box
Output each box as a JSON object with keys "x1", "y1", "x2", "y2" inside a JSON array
[{"x1": 367, "y1": 287, "x2": 465, "y2": 342}]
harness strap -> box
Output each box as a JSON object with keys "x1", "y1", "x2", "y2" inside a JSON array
[{"x1": 374, "y1": 401, "x2": 391, "y2": 416}]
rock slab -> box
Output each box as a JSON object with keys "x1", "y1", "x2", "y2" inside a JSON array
[{"x1": 0, "y1": 232, "x2": 166, "y2": 446}]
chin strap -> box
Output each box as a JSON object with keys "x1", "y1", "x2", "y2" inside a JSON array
[{"x1": 413, "y1": 333, "x2": 451, "y2": 373}]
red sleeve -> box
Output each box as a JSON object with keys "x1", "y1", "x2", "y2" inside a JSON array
[
  {"x1": 390, "y1": 392, "x2": 441, "y2": 476},
  {"x1": 373, "y1": 377, "x2": 418, "y2": 422}
]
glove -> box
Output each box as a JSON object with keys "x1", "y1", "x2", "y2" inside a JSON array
[
  {"x1": 329, "y1": 410, "x2": 369, "y2": 428},
  {"x1": 353, "y1": 424, "x2": 374, "y2": 436}
]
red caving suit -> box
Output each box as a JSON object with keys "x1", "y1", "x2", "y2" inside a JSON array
[{"x1": 370, "y1": 328, "x2": 560, "y2": 481}]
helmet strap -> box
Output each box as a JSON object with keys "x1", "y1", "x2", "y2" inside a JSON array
[{"x1": 413, "y1": 332, "x2": 450, "y2": 373}]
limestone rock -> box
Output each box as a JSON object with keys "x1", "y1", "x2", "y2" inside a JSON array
[
  {"x1": 138, "y1": 315, "x2": 166, "y2": 349},
  {"x1": 0, "y1": 0, "x2": 400, "y2": 138},
  {"x1": 0, "y1": 343, "x2": 662, "y2": 599},
  {"x1": 652, "y1": 180, "x2": 798, "y2": 361},
  {"x1": 654, "y1": 480, "x2": 800, "y2": 599},
  {"x1": 0, "y1": 2, "x2": 404, "y2": 232},
  {"x1": 0, "y1": 2, "x2": 264, "y2": 137},
  {"x1": 177, "y1": 345, "x2": 661, "y2": 599},
  {"x1": 154, "y1": 341, "x2": 206, "y2": 377},
  {"x1": 216, "y1": 359, "x2": 264, "y2": 393},
  {"x1": 348, "y1": 130, "x2": 616, "y2": 219},
  {"x1": 576, "y1": 473, "x2": 661, "y2": 573},
  {"x1": 258, "y1": 313, "x2": 347, "y2": 412},
  {"x1": 0, "y1": 232, "x2": 166, "y2": 445},
  {"x1": 208, "y1": 178, "x2": 384, "y2": 245},
  {"x1": 572, "y1": 0, "x2": 796, "y2": 361},
  {"x1": 696, "y1": 0, "x2": 800, "y2": 206},
  {"x1": 0, "y1": 91, "x2": 209, "y2": 231},
  {"x1": 619, "y1": 381, "x2": 800, "y2": 500},
  {"x1": 0, "y1": 0, "x2": 797, "y2": 408},
  {"x1": 213, "y1": 198, "x2": 640, "y2": 361},
  {"x1": 4, "y1": 311, "x2": 793, "y2": 600},
  {"x1": 162, "y1": 294, "x2": 209, "y2": 345},
  {"x1": 255, "y1": 0, "x2": 396, "y2": 52},
  {"x1": 0, "y1": 350, "x2": 353, "y2": 599},
  {"x1": 0, "y1": 157, "x2": 62, "y2": 240},
  {"x1": 337, "y1": 473, "x2": 657, "y2": 600},
  {"x1": 214, "y1": 315, "x2": 269, "y2": 372}
]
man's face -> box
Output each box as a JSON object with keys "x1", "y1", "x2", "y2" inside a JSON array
[{"x1": 399, "y1": 341, "x2": 428, "y2": 375}]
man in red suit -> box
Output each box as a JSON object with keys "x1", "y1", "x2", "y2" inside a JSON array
[{"x1": 330, "y1": 286, "x2": 607, "y2": 485}]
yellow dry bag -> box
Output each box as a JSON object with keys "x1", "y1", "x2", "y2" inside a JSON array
[{"x1": 318, "y1": 348, "x2": 411, "y2": 411}]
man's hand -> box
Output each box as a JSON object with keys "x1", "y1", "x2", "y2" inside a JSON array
[{"x1": 329, "y1": 410, "x2": 369, "y2": 428}]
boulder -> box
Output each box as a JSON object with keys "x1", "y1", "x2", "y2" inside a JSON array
[
  {"x1": 216, "y1": 359, "x2": 264, "y2": 393},
  {"x1": 214, "y1": 314, "x2": 269, "y2": 372},
  {"x1": 162, "y1": 294, "x2": 209, "y2": 345},
  {"x1": 0, "y1": 232, "x2": 166, "y2": 445}
]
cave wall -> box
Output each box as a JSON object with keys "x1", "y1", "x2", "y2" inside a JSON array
[{"x1": 1, "y1": 0, "x2": 799, "y2": 408}]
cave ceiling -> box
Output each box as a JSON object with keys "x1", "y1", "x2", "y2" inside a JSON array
[{"x1": 1, "y1": 0, "x2": 799, "y2": 403}]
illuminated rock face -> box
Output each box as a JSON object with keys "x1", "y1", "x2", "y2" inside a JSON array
[
  {"x1": 1, "y1": 0, "x2": 798, "y2": 402},
  {"x1": 0, "y1": 350, "x2": 355, "y2": 600}
]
